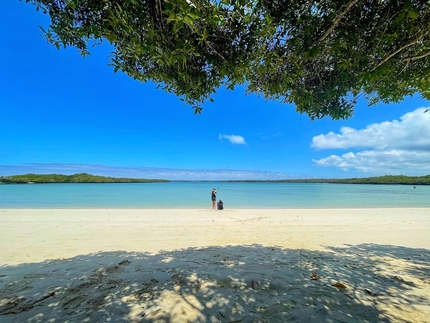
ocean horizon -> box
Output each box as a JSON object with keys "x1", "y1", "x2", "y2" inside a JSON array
[{"x1": 1, "y1": 182, "x2": 429, "y2": 209}]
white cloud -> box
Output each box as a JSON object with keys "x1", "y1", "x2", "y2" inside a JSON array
[
  {"x1": 312, "y1": 108, "x2": 430, "y2": 151},
  {"x1": 219, "y1": 134, "x2": 246, "y2": 145},
  {"x1": 314, "y1": 150, "x2": 430, "y2": 174},
  {"x1": 312, "y1": 108, "x2": 430, "y2": 174}
]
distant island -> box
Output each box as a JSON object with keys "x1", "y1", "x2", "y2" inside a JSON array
[
  {"x1": 226, "y1": 175, "x2": 430, "y2": 185},
  {"x1": 1, "y1": 173, "x2": 429, "y2": 185},
  {"x1": 0, "y1": 173, "x2": 169, "y2": 184}
]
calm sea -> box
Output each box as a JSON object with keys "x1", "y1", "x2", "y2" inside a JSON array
[{"x1": 0, "y1": 182, "x2": 429, "y2": 208}]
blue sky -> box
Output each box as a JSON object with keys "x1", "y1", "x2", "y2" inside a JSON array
[{"x1": 1, "y1": 1, "x2": 429, "y2": 180}]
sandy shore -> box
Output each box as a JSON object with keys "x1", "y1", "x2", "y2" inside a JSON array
[{"x1": 1, "y1": 208, "x2": 429, "y2": 322}]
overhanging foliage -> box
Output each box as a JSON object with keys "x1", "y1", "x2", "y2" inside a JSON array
[{"x1": 24, "y1": 0, "x2": 430, "y2": 119}]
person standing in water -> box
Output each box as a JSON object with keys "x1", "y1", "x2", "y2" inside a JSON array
[{"x1": 211, "y1": 188, "x2": 217, "y2": 209}]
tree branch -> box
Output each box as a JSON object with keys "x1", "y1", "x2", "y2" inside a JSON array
[
  {"x1": 406, "y1": 50, "x2": 430, "y2": 61},
  {"x1": 204, "y1": 39, "x2": 228, "y2": 62},
  {"x1": 370, "y1": 34, "x2": 425, "y2": 72},
  {"x1": 316, "y1": 0, "x2": 360, "y2": 44},
  {"x1": 157, "y1": 0, "x2": 164, "y2": 29}
]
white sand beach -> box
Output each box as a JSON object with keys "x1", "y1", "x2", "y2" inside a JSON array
[{"x1": 1, "y1": 208, "x2": 429, "y2": 322}]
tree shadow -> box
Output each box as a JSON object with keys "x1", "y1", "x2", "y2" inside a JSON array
[{"x1": 0, "y1": 244, "x2": 429, "y2": 322}]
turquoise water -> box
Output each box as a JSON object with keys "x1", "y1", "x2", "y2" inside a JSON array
[{"x1": 0, "y1": 182, "x2": 429, "y2": 208}]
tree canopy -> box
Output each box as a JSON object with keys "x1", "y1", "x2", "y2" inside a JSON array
[{"x1": 24, "y1": 0, "x2": 430, "y2": 119}]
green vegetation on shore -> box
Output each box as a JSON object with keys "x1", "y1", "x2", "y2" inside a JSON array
[
  {"x1": 1, "y1": 174, "x2": 429, "y2": 185},
  {"x1": 0, "y1": 173, "x2": 169, "y2": 184},
  {"x1": 227, "y1": 175, "x2": 430, "y2": 185}
]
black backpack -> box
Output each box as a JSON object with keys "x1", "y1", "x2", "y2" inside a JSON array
[{"x1": 217, "y1": 200, "x2": 224, "y2": 210}]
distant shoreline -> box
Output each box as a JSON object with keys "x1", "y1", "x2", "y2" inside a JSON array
[
  {"x1": 1, "y1": 173, "x2": 429, "y2": 185},
  {"x1": 223, "y1": 177, "x2": 430, "y2": 185},
  {"x1": 0, "y1": 173, "x2": 169, "y2": 184}
]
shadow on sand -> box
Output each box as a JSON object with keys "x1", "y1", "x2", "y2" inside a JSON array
[{"x1": 1, "y1": 244, "x2": 429, "y2": 322}]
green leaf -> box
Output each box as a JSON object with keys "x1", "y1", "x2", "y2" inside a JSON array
[
  {"x1": 193, "y1": 106, "x2": 203, "y2": 114},
  {"x1": 406, "y1": 10, "x2": 418, "y2": 19},
  {"x1": 68, "y1": 2, "x2": 76, "y2": 10},
  {"x1": 183, "y1": 16, "x2": 194, "y2": 29},
  {"x1": 166, "y1": 14, "x2": 177, "y2": 24}
]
